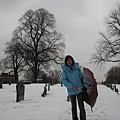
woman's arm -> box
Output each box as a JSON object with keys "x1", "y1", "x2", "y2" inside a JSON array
[{"x1": 62, "y1": 71, "x2": 74, "y2": 89}]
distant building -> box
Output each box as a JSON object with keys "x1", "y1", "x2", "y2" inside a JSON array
[{"x1": 0, "y1": 73, "x2": 16, "y2": 83}]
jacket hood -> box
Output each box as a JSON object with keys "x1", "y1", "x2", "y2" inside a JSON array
[{"x1": 64, "y1": 55, "x2": 75, "y2": 66}]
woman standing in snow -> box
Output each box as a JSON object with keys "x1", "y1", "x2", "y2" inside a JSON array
[{"x1": 61, "y1": 55, "x2": 92, "y2": 120}]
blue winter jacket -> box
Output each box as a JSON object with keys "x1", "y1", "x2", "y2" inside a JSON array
[{"x1": 61, "y1": 62, "x2": 91, "y2": 96}]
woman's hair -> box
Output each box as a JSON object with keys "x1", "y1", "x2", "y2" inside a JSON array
[{"x1": 65, "y1": 55, "x2": 74, "y2": 66}]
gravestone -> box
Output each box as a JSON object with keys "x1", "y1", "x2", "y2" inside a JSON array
[
  {"x1": 67, "y1": 96, "x2": 70, "y2": 102},
  {"x1": 115, "y1": 88, "x2": 119, "y2": 94},
  {"x1": 16, "y1": 81, "x2": 25, "y2": 102},
  {"x1": 48, "y1": 83, "x2": 50, "y2": 91},
  {"x1": 0, "y1": 83, "x2": 3, "y2": 89},
  {"x1": 41, "y1": 84, "x2": 47, "y2": 97},
  {"x1": 44, "y1": 85, "x2": 47, "y2": 95},
  {"x1": 41, "y1": 91, "x2": 45, "y2": 97}
]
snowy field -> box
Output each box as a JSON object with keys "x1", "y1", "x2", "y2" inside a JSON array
[{"x1": 0, "y1": 84, "x2": 120, "y2": 120}]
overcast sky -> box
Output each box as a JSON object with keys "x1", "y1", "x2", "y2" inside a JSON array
[{"x1": 0, "y1": 0, "x2": 120, "y2": 82}]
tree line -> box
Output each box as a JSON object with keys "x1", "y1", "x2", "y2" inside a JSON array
[{"x1": 103, "y1": 66, "x2": 120, "y2": 84}]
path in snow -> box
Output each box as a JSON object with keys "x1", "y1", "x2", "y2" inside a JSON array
[{"x1": 85, "y1": 85, "x2": 120, "y2": 120}]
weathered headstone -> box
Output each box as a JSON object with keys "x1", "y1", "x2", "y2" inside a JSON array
[
  {"x1": 67, "y1": 96, "x2": 70, "y2": 102},
  {"x1": 41, "y1": 84, "x2": 47, "y2": 97},
  {"x1": 16, "y1": 81, "x2": 25, "y2": 102},
  {"x1": 48, "y1": 83, "x2": 50, "y2": 91},
  {"x1": 113, "y1": 84, "x2": 116, "y2": 90},
  {"x1": 0, "y1": 83, "x2": 3, "y2": 89},
  {"x1": 61, "y1": 81, "x2": 63, "y2": 87},
  {"x1": 41, "y1": 91, "x2": 45, "y2": 97},
  {"x1": 44, "y1": 85, "x2": 47, "y2": 95}
]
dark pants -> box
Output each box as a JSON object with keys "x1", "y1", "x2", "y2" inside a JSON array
[{"x1": 70, "y1": 93, "x2": 86, "y2": 120}]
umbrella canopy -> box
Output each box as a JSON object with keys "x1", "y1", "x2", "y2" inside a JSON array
[{"x1": 83, "y1": 67, "x2": 98, "y2": 108}]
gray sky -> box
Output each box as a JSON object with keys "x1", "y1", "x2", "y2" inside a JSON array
[{"x1": 0, "y1": 0, "x2": 120, "y2": 82}]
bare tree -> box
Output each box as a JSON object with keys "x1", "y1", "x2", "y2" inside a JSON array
[
  {"x1": 1, "y1": 39, "x2": 25, "y2": 82},
  {"x1": 13, "y1": 8, "x2": 65, "y2": 82},
  {"x1": 90, "y1": 4, "x2": 120, "y2": 66},
  {"x1": 105, "y1": 66, "x2": 120, "y2": 84}
]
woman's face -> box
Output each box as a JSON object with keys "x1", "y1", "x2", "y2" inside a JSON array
[{"x1": 66, "y1": 58, "x2": 73, "y2": 66}]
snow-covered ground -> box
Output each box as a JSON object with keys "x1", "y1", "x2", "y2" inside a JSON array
[{"x1": 0, "y1": 84, "x2": 120, "y2": 120}]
